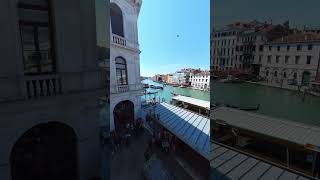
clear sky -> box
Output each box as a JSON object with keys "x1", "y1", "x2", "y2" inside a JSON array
[
  {"x1": 138, "y1": 0, "x2": 210, "y2": 77},
  {"x1": 212, "y1": 0, "x2": 320, "y2": 30}
]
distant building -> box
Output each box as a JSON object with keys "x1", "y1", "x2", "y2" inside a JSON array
[
  {"x1": 166, "y1": 74, "x2": 174, "y2": 84},
  {"x1": 212, "y1": 25, "x2": 240, "y2": 71},
  {"x1": 260, "y1": 32, "x2": 320, "y2": 89},
  {"x1": 172, "y1": 71, "x2": 187, "y2": 84},
  {"x1": 212, "y1": 21, "x2": 291, "y2": 75},
  {"x1": 190, "y1": 71, "x2": 210, "y2": 90}
]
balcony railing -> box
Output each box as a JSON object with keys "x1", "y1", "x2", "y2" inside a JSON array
[
  {"x1": 111, "y1": 83, "x2": 143, "y2": 94},
  {"x1": 23, "y1": 74, "x2": 62, "y2": 99},
  {"x1": 111, "y1": 34, "x2": 139, "y2": 50},
  {"x1": 112, "y1": 34, "x2": 127, "y2": 47}
]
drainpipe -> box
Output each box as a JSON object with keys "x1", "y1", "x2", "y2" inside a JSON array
[
  {"x1": 312, "y1": 151, "x2": 318, "y2": 177},
  {"x1": 316, "y1": 51, "x2": 320, "y2": 80},
  {"x1": 286, "y1": 147, "x2": 290, "y2": 168}
]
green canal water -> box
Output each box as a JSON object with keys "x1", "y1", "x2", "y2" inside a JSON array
[
  {"x1": 141, "y1": 79, "x2": 210, "y2": 103},
  {"x1": 212, "y1": 81, "x2": 320, "y2": 127},
  {"x1": 142, "y1": 79, "x2": 320, "y2": 127}
]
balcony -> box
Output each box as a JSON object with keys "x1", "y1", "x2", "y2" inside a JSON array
[
  {"x1": 23, "y1": 74, "x2": 62, "y2": 99},
  {"x1": 111, "y1": 83, "x2": 143, "y2": 94},
  {"x1": 111, "y1": 34, "x2": 139, "y2": 50}
]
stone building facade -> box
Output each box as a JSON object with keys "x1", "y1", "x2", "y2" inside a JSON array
[
  {"x1": 109, "y1": 0, "x2": 143, "y2": 131},
  {"x1": 0, "y1": 0, "x2": 108, "y2": 179},
  {"x1": 260, "y1": 33, "x2": 320, "y2": 89}
]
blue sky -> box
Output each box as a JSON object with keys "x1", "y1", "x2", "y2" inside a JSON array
[{"x1": 138, "y1": 0, "x2": 210, "y2": 77}]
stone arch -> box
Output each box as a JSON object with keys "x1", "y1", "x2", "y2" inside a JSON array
[
  {"x1": 113, "y1": 100, "x2": 135, "y2": 133},
  {"x1": 10, "y1": 121, "x2": 78, "y2": 180}
]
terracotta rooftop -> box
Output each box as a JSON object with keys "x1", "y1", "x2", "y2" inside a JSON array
[{"x1": 270, "y1": 32, "x2": 320, "y2": 44}]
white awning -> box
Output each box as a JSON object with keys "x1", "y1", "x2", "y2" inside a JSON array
[{"x1": 172, "y1": 95, "x2": 210, "y2": 110}]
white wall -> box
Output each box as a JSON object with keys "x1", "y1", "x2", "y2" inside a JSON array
[{"x1": 109, "y1": 0, "x2": 142, "y2": 131}]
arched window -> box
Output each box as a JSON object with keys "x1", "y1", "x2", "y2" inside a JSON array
[
  {"x1": 111, "y1": 3, "x2": 124, "y2": 37},
  {"x1": 18, "y1": 0, "x2": 55, "y2": 74},
  {"x1": 274, "y1": 71, "x2": 278, "y2": 77},
  {"x1": 266, "y1": 70, "x2": 269, "y2": 76},
  {"x1": 115, "y1": 57, "x2": 128, "y2": 85},
  {"x1": 283, "y1": 72, "x2": 287, "y2": 78}
]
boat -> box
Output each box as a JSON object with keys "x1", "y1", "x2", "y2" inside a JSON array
[
  {"x1": 225, "y1": 104, "x2": 260, "y2": 111},
  {"x1": 147, "y1": 91, "x2": 157, "y2": 95},
  {"x1": 212, "y1": 75, "x2": 219, "y2": 80},
  {"x1": 240, "y1": 104, "x2": 260, "y2": 111},
  {"x1": 172, "y1": 84, "x2": 179, "y2": 87},
  {"x1": 171, "y1": 92, "x2": 178, "y2": 96},
  {"x1": 149, "y1": 85, "x2": 163, "y2": 90},
  {"x1": 219, "y1": 75, "x2": 244, "y2": 83}
]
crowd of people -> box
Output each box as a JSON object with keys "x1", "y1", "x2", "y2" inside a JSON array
[{"x1": 110, "y1": 118, "x2": 144, "y2": 155}]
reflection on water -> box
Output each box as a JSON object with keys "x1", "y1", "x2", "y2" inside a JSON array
[{"x1": 212, "y1": 81, "x2": 320, "y2": 127}]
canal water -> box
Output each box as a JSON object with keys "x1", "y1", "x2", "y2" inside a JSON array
[
  {"x1": 212, "y1": 81, "x2": 320, "y2": 127},
  {"x1": 141, "y1": 79, "x2": 210, "y2": 103},
  {"x1": 142, "y1": 79, "x2": 320, "y2": 127}
]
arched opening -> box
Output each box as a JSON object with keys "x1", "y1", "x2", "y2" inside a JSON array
[
  {"x1": 115, "y1": 57, "x2": 128, "y2": 85},
  {"x1": 266, "y1": 70, "x2": 269, "y2": 77},
  {"x1": 302, "y1": 71, "x2": 311, "y2": 86},
  {"x1": 113, "y1": 100, "x2": 134, "y2": 134},
  {"x1": 10, "y1": 122, "x2": 78, "y2": 180},
  {"x1": 110, "y1": 3, "x2": 124, "y2": 37}
]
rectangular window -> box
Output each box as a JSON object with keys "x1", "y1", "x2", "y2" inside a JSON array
[
  {"x1": 287, "y1": 45, "x2": 290, "y2": 51},
  {"x1": 269, "y1": 46, "x2": 272, "y2": 51},
  {"x1": 295, "y1": 56, "x2": 300, "y2": 64},
  {"x1": 259, "y1": 45, "x2": 263, "y2": 52},
  {"x1": 308, "y1": 44, "x2": 313, "y2": 50},
  {"x1": 297, "y1": 45, "x2": 301, "y2": 51},
  {"x1": 267, "y1": 55, "x2": 272, "y2": 63},
  {"x1": 276, "y1": 56, "x2": 280, "y2": 63},
  {"x1": 18, "y1": 1, "x2": 55, "y2": 74},
  {"x1": 285, "y1": 56, "x2": 289, "y2": 64},
  {"x1": 259, "y1": 55, "x2": 262, "y2": 63},
  {"x1": 277, "y1": 46, "x2": 280, "y2": 51},
  {"x1": 307, "y1": 56, "x2": 312, "y2": 64}
]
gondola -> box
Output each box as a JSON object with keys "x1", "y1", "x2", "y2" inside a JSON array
[{"x1": 224, "y1": 103, "x2": 260, "y2": 111}]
